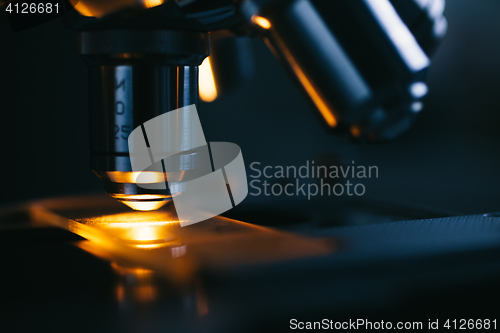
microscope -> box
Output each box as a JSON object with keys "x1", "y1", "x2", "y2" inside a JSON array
[
  {"x1": 67, "y1": 0, "x2": 446, "y2": 210},
  {"x1": 8, "y1": 1, "x2": 500, "y2": 329}
]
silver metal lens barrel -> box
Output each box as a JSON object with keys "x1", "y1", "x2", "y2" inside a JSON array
[
  {"x1": 80, "y1": 28, "x2": 209, "y2": 210},
  {"x1": 238, "y1": 0, "x2": 442, "y2": 141}
]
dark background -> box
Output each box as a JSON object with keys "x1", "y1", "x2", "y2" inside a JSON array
[{"x1": 1, "y1": 0, "x2": 500, "y2": 215}]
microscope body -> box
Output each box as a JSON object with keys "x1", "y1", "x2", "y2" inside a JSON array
[{"x1": 69, "y1": 0, "x2": 446, "y2": 209}]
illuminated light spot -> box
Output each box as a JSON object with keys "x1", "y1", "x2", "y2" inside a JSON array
[
  {"x1": 409, "y1": 82, "x2": 428, "y2": 98},
  {"x1": 118, "y1": 226, "x2": 180, "y2": 250},
  {"x1": 121, "y1": 226, "x2": 172, "y2": 243},
  {"x1": 68, "y1": 0, "x2": 164, "y2": 17},
  {"x1": 251, "y1": 15, "x2": 272, "y2": 29},
  {"x1": 79, "y1": 209, "x2": 180, "y2": 227},
  {"x1": 143, "y1": 0, "x2": 163, "y2": 9},
  {"x1": 122, "y1": 200, "x2": 168, "y2": 211},
  {"x1": 350, "y1": 125, "x2": 361, "y2": 138},
  {"x1": 111, "y1": 262, "x2": 154, "y2": 276},
  {"x1": 414, "y1": 0, "x2": 431, "y2": 8},
  {"x1": 107, "y1": 171, "x2": 165, "y2": 184},
  {"x1": 365, "y1": 0, "x2": 429, "y2": 71},
  {"x1": 199, "y1": 57, "x2": 218, "y2": 102},
  {"x1": 110, "y1": 194, "x2": 170, "y2": 211},
  {"x1": 433, "y1": 17, "x2": 448, "y2": 38},
  {"x1": 133, "y1": 244, "x2": 167, "y2": 249},
  {"x1": 428, "y1": 0, "x2": 445, "y2": 19},
  {"x1": 129, "y1": 226, "x2": 161, "y2": 242},
  {"x1": 99, "y1": 220, "x2": 179, "y2": 228},
  {"x1": 70, "y1": 0, "x2": 97, "y2": 17},
  {"x1": 112, "y1": 194, "x2": 169, "y2": 201},
  {"x1": 411, "y1": 101, "x2": 424, "y2": 113}
]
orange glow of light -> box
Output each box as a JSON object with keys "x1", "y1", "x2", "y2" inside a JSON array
[
  {"x1": 120, "y1": 225, "x2": 175, "y2": 244},
  {"x1": 112, "y1": 194, "x2": 168, "y2": 201},
  {"x1": 70, "y1": 0, "x2": 96, "y2": 17},
  {"x1": 111, "y1": 263, "x2": 158, "y2": 303},
  {"x1": 30, "y1": 204, "x2": 195, "y2": 285},
  {"x1": 78, "y1": 210, "x2": 180, "y2": 228},
  {"x1": 270, "y1": 37, "x2": 337, "y2": 127},
  {"x1": 143, "y1": 0, "x2": 163, "y2": 8},
  {"x1": 133, "y1": 244, "x2": 165, "y2": 249},
  {"x1": 251, "y1": 15, "x2": 272, "y2": 29},
  {"x1": 99, "y1": 220, "x2": 178, "y2": 228},
  {"x1": 135, "y1": 285, "x2": 157, "y2": 302},
  {"x1": 69, "y1": 0, "x2": 165, "y2": 17},
  {"x1": 111, "y1": 262, "x2": 154, "y2": 277},
  {"x1": 122, "y1": 201, "x2": 168, "y2": 211},
  {"x1": 199, "y1": 57, "x2": 218, "y2": 102},
  {"x1": 294, "y1": 66, "x2": 337, "y2": 127},
  {"x1": 110, "y1": 194, "x2": 170, "y2": 211},
  {"x1": 350, "y1": 125, "x2": 361, "y2": 138},
  {"x1": 118, "y1": 225, "x2": 180, "y2": 250},
  {"x1": 127, "y1": 226, "x2": 163, "y2": 242},
  {"x1": 107, "y1": 171, "x2": 165, "y2": 184},
  {"x1": 116, "y1": 285, "x2": 125, "y2": 302}
]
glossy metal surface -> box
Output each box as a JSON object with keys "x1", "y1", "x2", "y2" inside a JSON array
[
  {"x1": 77, "y1": 2, "x2": 210, "y2": 208},
  {"x1": 390, "y1": 0, "x2": 447, "y2": 56},
  {"x1": 209, "y1": 37, "x2": 255, "y2": 98},
  {"x1": 89, "y1": 65, "x2": 199, "y2": 207},
  {"x1": 75, "y1": 0, "x2": 445, "y2": 210},
  {"x1": 237, "y1": 0, "x2": 442, "y2": 141}
]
